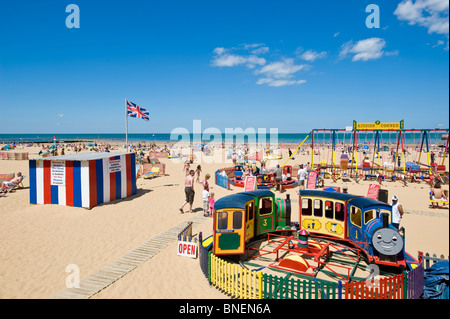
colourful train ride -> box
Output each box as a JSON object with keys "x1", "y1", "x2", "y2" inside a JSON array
[
  {"x1": 211, "y1": 189, "x2": 419, "y2": 271},
  {"x1": 299, "y1": 190, "x2": 419, "y2": 271}
]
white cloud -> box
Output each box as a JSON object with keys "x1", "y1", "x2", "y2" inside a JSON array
[
  {"x1": 298, "y1": 49, "x2": 327, "y2": 62},
  {"x1": 211, "y1": 47, "x2": 266, "y2": 68},
  {"x1": 250, "y1": 46, "x2": 269, "y2": 55},
  {"x1": 213, "y1": 47, "x2": 227, "y2": 55},
  {"x1": 339, "y1": 38, "x2": 388, "y2": 61},
  {"x1": 255, "y1": 58, "x2": 308, "y2": 79},
  {"x1": 256, "y1": 78, "x2": 306, "y2": 87},
  {"x1": 333, "y1": 32, "x2": 340, "y2": 37},
  {"x1": 211, "y1": 45, "x2": 309, "y2": 87},
  {"x1": 394, "y1": 0, "x2": 449, "y2": 47}
]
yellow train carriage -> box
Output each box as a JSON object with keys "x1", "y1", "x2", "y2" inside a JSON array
[{"x1": 299, "y1": 191, "x2": 351, "y2": 240}]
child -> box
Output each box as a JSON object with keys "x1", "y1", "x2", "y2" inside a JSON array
[
  {"x1": 208, "y1": 192, "x2": 215, "y2": 218},
  {"x1": 202, "y1": 184, "x2": 210, "y2": 217},
  {"x1": 196, "y1": 165, "x2": 202, "y2": 183},
  {"x1": 184, "y1": 161, "x2": 190, "y2": 176}
]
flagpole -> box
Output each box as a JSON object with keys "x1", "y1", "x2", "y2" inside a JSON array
[{"x1": 125, "y1": 98, "x2": 128, "y2": 153}]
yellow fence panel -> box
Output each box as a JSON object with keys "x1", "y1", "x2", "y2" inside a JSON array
[{"x1": 210, "y1": 254, "x2": 262, "y2": 299}]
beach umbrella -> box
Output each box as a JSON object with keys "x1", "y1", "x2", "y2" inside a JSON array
[
  {"x1": 3, "y1": 144, "x2": 12, "y2": 150},
  {"x1": 87, "y1": 142, "x2": 94, "y2": 146},
  {"x1": 49, "y1": 144, "x2": 58, "y2": 149}
]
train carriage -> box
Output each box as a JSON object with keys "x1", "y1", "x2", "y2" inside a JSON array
[{"x1": 213, "y1": 190, "x2": 291, "y2": 256}]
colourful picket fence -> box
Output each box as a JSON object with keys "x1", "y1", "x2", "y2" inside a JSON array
[
  {"x1": 263, "y1": 273, "x2": 342, "y2": 299},
  {"x1": 343, "y1": 273, "x2": 405, "y2": 299},
  {"x1": 203, "y1": 248, "x2": 430, "y2": 299},
  {"x1": 209, "y1": 253, "x2": 262, "y2": 299}
]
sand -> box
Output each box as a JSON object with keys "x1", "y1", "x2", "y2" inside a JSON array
[{"x1": 0, "y1": 142, "x2": 448, "y2": 299}]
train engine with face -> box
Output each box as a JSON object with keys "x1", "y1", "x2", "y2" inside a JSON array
[{"x1": 365, "y1": 213, "x2": 405, "y2": 266}]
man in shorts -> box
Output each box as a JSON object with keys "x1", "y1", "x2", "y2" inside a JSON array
[
  {"x1": 180, "y1": 170, "x2": 195, "y2": 214},
  {"x1": 275, "y1": 164, "x2": 282, "y2": 191},
  {"x1": 297, "y1": 165, "x2": 307, "y2": 190}
]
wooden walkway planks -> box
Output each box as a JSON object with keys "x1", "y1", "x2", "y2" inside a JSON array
[{"x1": 51, "y1": 214, "x2": 208, "y2": 299}]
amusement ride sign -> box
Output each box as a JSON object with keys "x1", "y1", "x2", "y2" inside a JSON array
[{"x1": 353, "y1": 120, "x2": 404, "y2": 130}]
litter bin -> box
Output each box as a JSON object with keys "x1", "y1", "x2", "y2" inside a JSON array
[{"x1": 378, "y1": 189, "x2": 388, "y2": 204}]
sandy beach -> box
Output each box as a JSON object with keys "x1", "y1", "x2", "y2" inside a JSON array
[{"x1": 0, "y1": 141, "x2": 448, "y2": 299}]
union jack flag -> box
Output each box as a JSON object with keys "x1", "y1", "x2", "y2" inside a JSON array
[{"x1": 127, "y1": 100, "x2": 149, "y2": 121}]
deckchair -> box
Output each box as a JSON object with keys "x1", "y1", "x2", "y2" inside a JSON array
[
  {"x1": 143, "y1": 167, "x2": 160, "y2": 179},
  {"x1": 1, "y1": 175, "x2": 26, "y2": 195}
]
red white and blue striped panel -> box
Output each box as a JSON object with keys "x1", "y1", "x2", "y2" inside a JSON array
[{"x1": 29, "y1": 153, "x2": 136, "y2": 208}]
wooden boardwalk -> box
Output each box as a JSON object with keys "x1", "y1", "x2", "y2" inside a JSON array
[{"x1": 51, "y1": 214, "x2": 208, "y2": 299}]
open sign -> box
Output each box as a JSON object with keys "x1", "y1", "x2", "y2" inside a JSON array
[{"x1": 177, "y1": 241, "x2": 198, "y2": 258}]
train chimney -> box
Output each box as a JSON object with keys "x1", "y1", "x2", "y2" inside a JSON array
[{"x1": 382, "y1": 213, "x2": 389, "y2": 228}]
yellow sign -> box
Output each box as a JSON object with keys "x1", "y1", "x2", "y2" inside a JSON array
[
  {"x1": 353, "y1": 120, "x2": 404, "y2": 130},
  {"x1": 325, "y1": 222, "x2": 344, "y2": 235},
  {"x1": 302, "y1": 219, "x2": 322, "y2": 231}
]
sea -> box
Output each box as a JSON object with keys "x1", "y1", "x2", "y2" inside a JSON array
[{"x1": 0, "y1": 131, "x2": 447, "y2": 145}]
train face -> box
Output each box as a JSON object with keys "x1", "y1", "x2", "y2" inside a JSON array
[
  {"x1": 213, "y1": 190, "x2": 291, "y2": 256},
  {"x1": 299, "y1": 190, "x2": 407, "y2": 268}
]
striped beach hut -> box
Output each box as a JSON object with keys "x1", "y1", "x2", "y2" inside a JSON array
[{"x1": 29, "y1": 152, "x2": 137, "y2": 209}]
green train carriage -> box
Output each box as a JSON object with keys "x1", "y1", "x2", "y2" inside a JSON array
[{"x1": 213, "y1": 190, "x2": 292, "y2": 256}]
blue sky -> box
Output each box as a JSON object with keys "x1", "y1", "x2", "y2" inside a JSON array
[{"x1": 0, "y1": 0, "x2": 448, "y2": 134}]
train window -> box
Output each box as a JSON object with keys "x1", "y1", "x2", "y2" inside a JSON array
[
  {"x1": 301, "y1": 198, "x2": 312, "y2": 216},
  {"x1": 325, "y1": 201, "x2": 334, "y2": 219},
  {"x1": 335, "y1": 202, "x2": 345, "y2": 222},
  {"x1": 260, "y1": 198, "x2": 272, "y2": 215},
  {"x1": 350, "y1": 206, "x2": 362, "y2": 227},
  {"x1": 217, "y1": 211, "x2": 228, "y2": 230},
  {"x1": 314, "y1": 199, "x2": 323, "y2": 217},
  {"x1": 233, "y1": 211, "x2": 243, "y2": 229},
  {"x1": 364, "y1": 209, "x2": 376, "y2": 224},
  {"x1": 247, "y1": 202, "x2": 254, "y2": 221}
]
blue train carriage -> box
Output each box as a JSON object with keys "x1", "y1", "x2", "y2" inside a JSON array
[
  {"x1": 213, "y1": 190, "x2": 292, "y2": 256},
  {"x1": 299, "y1": 190, "x2": 419, "y2": 271}
]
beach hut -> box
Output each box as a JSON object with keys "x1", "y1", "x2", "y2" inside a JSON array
[{"x1": 29, "y1": 152, "x2": 137, "y2": 209}]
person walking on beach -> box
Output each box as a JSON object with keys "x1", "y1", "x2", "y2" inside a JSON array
[
  {"x1": 184, "y1": 161, "x2": 190, "y2": 176},
  {"x1": 297, "y1": 164, "x2": 307, "y2": 190},
  {"x1": 202, "y1": 173, "x2": 210, "y2": 191},
  {"x1": 180, "y1": 170, "x2": 195, "y2": 214},
  {"x1": 208, "y1": 192, "x2": 215, "y2": 218},
  {"x1": 195, "y1": 165, "x2": 202, "y2": 183},
  {"x1": 391, "y1": 195, "x2": 404, "y2": 229},
  {"x1": 275, "y1": 164, "x2": 282, "y2": 191},
  {"x1": 202, "y1": 184, "x2": 210, "y2": 217}
]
